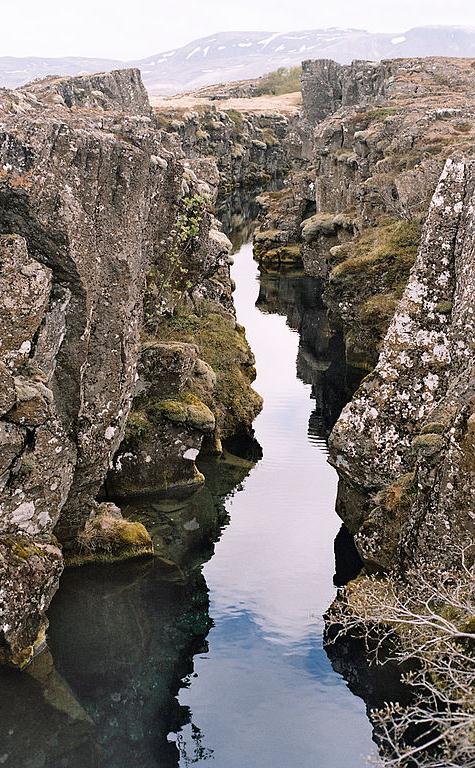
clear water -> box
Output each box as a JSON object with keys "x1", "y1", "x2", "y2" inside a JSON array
[
  {"x1": 172, "y1": 242, "x2": 374, "y2": 767},
  {"x1": 0, "y1": 241, "x2": 377, "y2": 768}
]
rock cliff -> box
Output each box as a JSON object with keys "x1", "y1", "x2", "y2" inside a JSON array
[
  {"x1": 0, "y1": 69, "x2": 261, "y2": 665},
  {"x1": 329, "y1": 157, "x2": 475, "y2": 571},
  {"x1": 280, "y1": 57, "x2": 475, "y2": 575},
  {"x1": 256, "y1": 57, "x2": 475, "y2": 369}
]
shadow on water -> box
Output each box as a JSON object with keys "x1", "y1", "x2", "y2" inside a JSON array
[
  {"x1": 0, "y1": 229, "x2": 406, "y2": 768},
  {"x1": 0, "y1": 456, "x2": 253, "y2": 768}
]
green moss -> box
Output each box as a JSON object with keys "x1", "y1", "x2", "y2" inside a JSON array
[
  {"x1": 412, "y1": 433, "x2": 446, "y2": 455},
  {"x1": 226, "y1": 109, "x2": 244, "y2": 129},
  {"x1": 260, "y1": 128, "x2": 279, "y2": 147},
  {"x1": 363, "y1": 106, "x2": 399, "y2": 122},
  {"x1": 68, "y1": 515, "x2": 154, "y2": 567},
  {"x1": 125, "y1": 410, "x2": 152, "y2": 442},
  {"x1": 420, "y1": 422, "x2": 447, "y2": 435},
  {"x1": 149, "y1": 392, "x2": 215, "y2": 432},
  {"x1": 3, "y1": 537, "x2": 47, "y2": 560},
  {"x1": 435, "y1": 300, "x2": 453, "y2": 315},
  {"x1": 359, "y1": 292, "x2": 399, "y2": 330},
  {"x1": 154, "y1": 304, "x2": 262, "y2": 437},
  {"x1": 330, "y1": 219, "x2": 421, "y2": 282}
]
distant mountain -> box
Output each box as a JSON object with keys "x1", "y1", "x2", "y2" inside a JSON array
[
  {"x1": 2, "y1": 26, "x2": 475, "y2": 95},
  {"x1": 0, "y1": 56, "x2": 122, "y2": 90}
]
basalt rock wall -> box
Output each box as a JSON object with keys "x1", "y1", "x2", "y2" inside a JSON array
[
  {"x1": 0, "y1": 69, "x2": 260, "y2": 665},
  {"x1": 297, "y1": 57, "x2": 475, "y2": 571}
]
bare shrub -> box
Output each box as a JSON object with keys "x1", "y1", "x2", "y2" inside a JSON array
[{"x1": 327, "y1": 548, "x2": 475, "y2": 767}]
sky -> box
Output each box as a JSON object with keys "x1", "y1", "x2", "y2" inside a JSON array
[{"x1": 3, "y1": 0, "x2": 475, "y2": 60}]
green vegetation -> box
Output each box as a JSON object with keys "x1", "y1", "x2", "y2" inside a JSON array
[
  {"x1": 156, "y1": 303, "x2": 262, "y2": 437},
  {"x1": 325, "y1": 217, "x2": 422, "y2": 362},
  {"x1": 226, "y1": 108, "x2": 245, "y2": 129},
  {"x1": 124, "y1": 410, "x2": 151, "y2": 442},
  {"x1": 148, "y1": 392, "x2": 215, "y2": 432},
  {"x1": 330, "y1": 218, "x2": 421, "y2": 284},
  {"x1": 145, "y1": 194, "x2": 208, "y2": 329},
  {"x1": 70, "y1": 512, "x2": 153, "y2": 566},
  {"x1": 255, "y1": 66, "x2": 302, "y2": 96},
  {"x1": 349, "y1": 106, "x2": 399, "y2": 129}
]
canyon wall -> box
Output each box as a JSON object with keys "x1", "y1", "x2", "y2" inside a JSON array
[
  {"x1": 2, "y1": 54, "x2": 475, "y2": 668},
  {"x1": 0, "y1": 69, "x2": 266, "y2": 666},
  {"x1": 290, "y1": 57, "x2": 475, "y2": 571}
]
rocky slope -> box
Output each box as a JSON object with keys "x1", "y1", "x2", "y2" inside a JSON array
[{"x1": 0, "y1": 69, "x2": 263, "y2": 666}]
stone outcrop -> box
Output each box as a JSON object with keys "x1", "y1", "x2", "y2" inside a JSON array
[
  {"x1": 258, "y1": 56, "x2": 475, "y2": 369},
  {"x1": 329, "y1": 157, "x2": 475, "y2": 570},
  {"x1": 0, "y1": 69, "x2": 261, "y2": 666}
]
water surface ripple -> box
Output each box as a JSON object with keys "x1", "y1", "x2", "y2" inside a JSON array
[{"x1": 172, "y1": 242, "x2": 374, "y2": 767}]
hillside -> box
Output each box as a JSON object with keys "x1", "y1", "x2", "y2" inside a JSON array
[{"x1": 2, "y1": 25, "x2": 475, "y2": 94}]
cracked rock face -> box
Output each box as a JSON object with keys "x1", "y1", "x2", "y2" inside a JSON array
[
  {"x1": 0, "y1": 66, "x2": 262, "y2": 665},
  {"x1": 0, "y1": 68, "x2": 197, "y2": 664},
  {"x1": 329, "y1": 157, "x2": 475, "y2": 570}
]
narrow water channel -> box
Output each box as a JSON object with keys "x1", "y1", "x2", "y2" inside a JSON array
[
  {"x1": 171, "y1": 241, "x2": 374, "y2": 767},
  {"x1": 0, "y1": 239, "x2": 377, "y2": 768}
]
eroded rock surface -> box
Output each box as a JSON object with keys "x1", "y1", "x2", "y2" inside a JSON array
[
  {"x1": 330, "y1": 157, "x2": 475, "y2": 570},
  {"x1": 0, "y1": 68, "x2": 261, "y2": 665}
]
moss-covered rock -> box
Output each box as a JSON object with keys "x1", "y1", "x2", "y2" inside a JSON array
[
  {"x1": 67, "y1": 503, "x2": 154, "y2": 566},
  {"x1": 149, "y1": 393, "x2": 215, "y2": 432}
]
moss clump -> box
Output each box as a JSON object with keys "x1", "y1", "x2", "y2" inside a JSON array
[
  {"x1": 359, "y1": 292, "x2": 399, "y2": 330},
  {"x1": 69, "y1": 511, "x2": 153, "y2": 566},
  {"x1": 420, "y1": 421, "x2": 447, "y2": 435},
  {"x1": 435, "y1": 300, "x2": 453, "y2": 315},
  {"x1": 155, "y1": 304, "x2": 262, "y2": 437},
  {"x1": 149, "y1": 392, "x2": 215, "y2": 432},
  {"x1": 125, "y1": 410, "x2": 152, "y2": 442},
  {"x1": 330, "y1": 218, "x2": 422, "y2": 282},
  {"x1": 226, "y1": 109, "x2": 244, "y2": 129},
  {"x1": 412, "y1": 433, "x2": 446, "y2": 456},
  {"x1": 260, "y1": 128, "x2": 279, "y2": 147},
  {"x1": 363, "y1": 106, "x2": 399, "y2": 123},
  {"x1": 2, "y1": 536, "x2": 47, "y2": 560}
]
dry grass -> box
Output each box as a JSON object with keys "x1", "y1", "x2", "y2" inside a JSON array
[{"x1": 68, "y1": 508, "x2": 153, "y2": 566}]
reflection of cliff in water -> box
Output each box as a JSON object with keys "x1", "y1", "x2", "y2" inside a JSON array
[
  {"x1": 255, "y1": 264, "x2": 412, "y2": 755},
  {"x1": 0, "y1": 455, "x2": 253, "y2": 768},
  {"x1": 218, "y1": 191, "x2": 260, "y2": 251},
  {"x1": 256, "y1": 269, "x2": 362, "y2": 440}
]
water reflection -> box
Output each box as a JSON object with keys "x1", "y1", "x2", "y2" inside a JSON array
[
  {"x1": 0, "y1": 457, "x2": 252, "y2": 768},
  {"x1": 173, "y1": 243, "x2": 375, "y2": 767},
  {"x1": 256, "y1": 269, "x2": 362, "y2": 439},
  {"x1": 0, "y1": 240, "x2": 378, "y2": 768}
]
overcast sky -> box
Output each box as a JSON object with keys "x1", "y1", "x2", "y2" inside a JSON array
[{"x1": 3, "y1": 0, "x2": 475, "y2": 60}]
